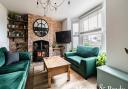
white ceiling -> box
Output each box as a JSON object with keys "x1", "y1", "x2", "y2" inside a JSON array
[{"x1": 0, "y1": 0, "x2": 102, "y2": 21}]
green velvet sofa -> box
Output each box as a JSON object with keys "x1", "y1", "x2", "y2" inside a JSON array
[
  {"x1": 0, "y1": 47, "x2": 31, "y2": 89},
  {"x1": 64, "y1": 46, "x2": 99, "y2": 79}
]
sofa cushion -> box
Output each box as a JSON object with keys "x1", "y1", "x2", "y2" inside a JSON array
[
  {"x1": 0, "y1": 47, "x2": 7, "y2": 54},
  {"x1": 5, "y1": 51, "x2": 19, "y2": 65},
  {"x1": 0, "y1": 71, "x2": 25, "y2": 89},
  {"x1": 0, "y1": 60, "x2": 30, "y2": 74},
  {"x1": 76, "y1": 46, "x2": 99, "y2": 58},
  {"x1": 19, "y1": 52, "x2": 31, "y2": 60},
  {"x1": 0, "y1": 49, "x2": 5, "y2": 67},
  {"x1": 67, "y1": 56, "x2": 84, "y2": 67}
]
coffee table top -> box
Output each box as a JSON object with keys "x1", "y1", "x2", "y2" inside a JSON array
[{"x1": 44, "y1": 56, "x2": 70, "y2": 69}]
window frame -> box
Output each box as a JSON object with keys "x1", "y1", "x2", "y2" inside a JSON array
[
  {"x1": 79, "y1": 5, "x2": 103, "y2": 48},
  {"x1": 71, "y1": 4, "x2": 103, "y2": 49},
  {"x1": 71, "y1": 20, "x2": 79, "y2": 49}
]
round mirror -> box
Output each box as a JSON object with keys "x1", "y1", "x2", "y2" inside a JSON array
[{"x1": 33, "y1": 19, "x2": 49, "y2": 37}]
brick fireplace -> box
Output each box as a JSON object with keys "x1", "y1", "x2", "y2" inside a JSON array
[{"x1": 27, "y1": 14, "x2": 62, "y2": 61}]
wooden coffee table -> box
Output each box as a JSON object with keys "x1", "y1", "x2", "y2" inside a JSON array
[{"x1": 44, "y1": 56, "x2": 71, "y2": 88}]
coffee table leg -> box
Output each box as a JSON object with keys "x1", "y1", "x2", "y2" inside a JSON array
[
  {"x1": 43, "y1": 62, "x2": 45, "y2": 71},
  {"x1": 67, "y1": 65, "x2": 70, "y2": 81},
  {"x1": 33, "y1": 65, "x2": 34, "y2": 89},
  {"x1": 48, "y1": 72, "x2": 52, "y2": 88}
]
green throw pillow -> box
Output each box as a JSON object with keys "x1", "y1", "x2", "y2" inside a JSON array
[{"x1": 19, "y1": 52, "x2": 31, "y2": 60}]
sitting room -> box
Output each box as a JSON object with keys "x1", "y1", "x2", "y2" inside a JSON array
[{"x1": 0, "y1": 0, "x2": 128, "y2": 89}]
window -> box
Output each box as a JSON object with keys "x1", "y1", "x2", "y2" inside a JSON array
[
  {"x1": 82, "y1": 32, "x2": 102, "y2": 47},
  {"x1": 72, "y1": 36, "x2": 79, "y2": 49},
  {"x1": 80, "y1": 8, "x2": 103, "y2": 48},
  {"x1": 98, "y1": 11, "x2": 102, "y2": 28},
  {"x1": 71, "y1": 4, "x2": 103, "y2": 49},
  {"x1": 83, "y1": 18, "x2": 89, "y2": 31},
  {"x1": 72, "y1": 22, "x2": 79, "y2": 49},
  {"x1": 89, "y1": 12, "x2": 98, "y2": 30}
]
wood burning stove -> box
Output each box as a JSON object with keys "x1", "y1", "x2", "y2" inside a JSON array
[{"x1": 33, "y1": 40, "x2": 49, "y2": 62}]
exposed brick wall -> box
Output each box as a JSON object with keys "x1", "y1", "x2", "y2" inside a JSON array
[
  {"x1": 9, "y1": 38, "x2": 25, "y2": 52},
  {"x1": 28, "y1": 14, "x2": 62, "y2": 55}
]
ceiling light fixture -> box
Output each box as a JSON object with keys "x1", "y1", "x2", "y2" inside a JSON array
[{"x1": 36, "y1": 0, "x2": 67, "y2": 16}]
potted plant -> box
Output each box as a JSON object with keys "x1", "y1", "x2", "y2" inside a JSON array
[
  {"x1": 52, "y1": 41, "x2": 57, "y2": 48},
  {"x1": 96, "y1": 52, "x2": 106, "y2": 67},
  {"x1": 8, "y1": 12, "x2": 18, "y2": 19}
]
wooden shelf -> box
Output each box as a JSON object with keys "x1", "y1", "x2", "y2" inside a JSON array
[
  {"x1": 8, "y1": 36, "x2": 25, "y2": 42},
  {"x1": 53, "y1": 47, "x2": 65, "y2": 57},
  {"x1": 8, "y1": 36, "x2": 24, "y2": 38},
  {"x1": 7, "y1": 27, "x2": 27, "y2": 30},
  {"x1": 8, "y1": 18, "x2": 28, "y2": 23},
  {"x1": 16, "y1": 42, "x2": 27, "y2": 44},
  {"x1": 8, "y1": 12, "x2": 28, "y2": 51}
]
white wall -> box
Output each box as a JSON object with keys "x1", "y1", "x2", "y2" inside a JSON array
[
  {"x1": 0, "y1": 3, "x2": 9, "y2": 49},
  {"x1": 62, "y1": 18, "x2": 72, "y2": 31},
  {"x1": 62, "y1": 19, "x2": 67, "y2": 31},
  {"x1": 62, "y1": 18, "x2": 72, "y2": 51},
  {"x1": 106, "y1": 0, "x2": 128, "y2": 73},
  {"x1": 101, "y1": 1, "x2": 106, "y2": 52}
]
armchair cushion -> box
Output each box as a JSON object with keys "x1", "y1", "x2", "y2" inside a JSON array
[
  {"x1": 64, "y1": 52, "x2": 76, "y2": 58},
  {"x1": 77, "y1": 46, "x2": 99, "y2": 58},
  {"x1": 67, "y1": 56, "x2": 83, "y2": 66}
]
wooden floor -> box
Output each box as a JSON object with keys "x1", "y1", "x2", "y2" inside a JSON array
[{"x1": 26, "y1": 62, "x2": 97, "y2": 89}]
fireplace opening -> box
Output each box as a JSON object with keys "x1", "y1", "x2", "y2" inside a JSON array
[{"x1": 33, "y1": 40, "x2": 49, "y2": 62}]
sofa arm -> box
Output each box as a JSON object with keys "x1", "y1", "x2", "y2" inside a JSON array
[
  {"x1": 80, "y1": 57, "x2": 97, "y2": 78},
  {"x1": 19, "y1": 52, "x2": 32, "y2": 61},
  {"x1": 64, "y1": 52, "x2": 76, "y2": 58}
]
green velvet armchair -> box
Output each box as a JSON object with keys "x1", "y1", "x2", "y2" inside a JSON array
[{"x1": 64, "y1": 46, "x2": 99, "y2": 79}]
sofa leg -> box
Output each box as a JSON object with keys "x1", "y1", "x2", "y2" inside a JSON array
[
  {"x1": 97, "y1": 85, "x2": 100, "y2": 89},
  {"x1": 84, "y1": 77, "x2": 88, "y2": 80}
]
